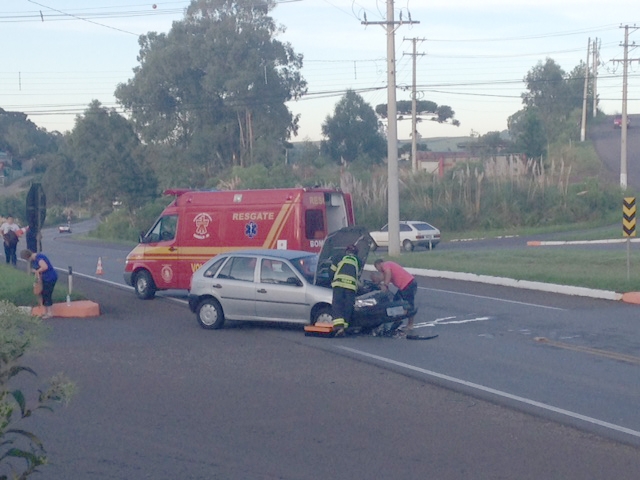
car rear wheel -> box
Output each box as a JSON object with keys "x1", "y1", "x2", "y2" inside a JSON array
[
  {"x1": 312, "y1": 306, "x2": 333, "y2": 325},
  {"x1": 134, "y1": 270, "x2": 156, "y2": 300},
  {"x1": 402, "y1": 239, "x2": 414, "y2": 252},
  {"x1": 197, "y1": 298, "x2": 225, "y2": 329}
]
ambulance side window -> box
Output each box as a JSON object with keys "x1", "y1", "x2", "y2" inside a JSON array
[
  {"x1": 305, "y1": 209, "x2": 325, "y2": 239},
  {"x1": 146, "y1": 215, "x2": 178, "y2": 243}
]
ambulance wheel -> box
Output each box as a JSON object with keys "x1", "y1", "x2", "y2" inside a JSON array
[
  {"x1": 134, "y1": 270, "x2": 156, "y2": 299},
  {"x1": 402, "y1": 239, "x2": 414, "y2": 252},
  {"x1": 197, "y1": 298, "x2": 225, "y2": 330},
  {"x1": 312, "y1": 306, "x2": 333, "y2": 325}
]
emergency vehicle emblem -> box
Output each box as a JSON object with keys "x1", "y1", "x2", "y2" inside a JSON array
[
  {"x1": 193, "y1": 213, "x2": 212, "y2": 240},
  {"x1": 245, "y1": 221, "x2": 258, "y2": 239},
  {"x1": 161, "y1": 265, "x2": 173, "y2": 283}
]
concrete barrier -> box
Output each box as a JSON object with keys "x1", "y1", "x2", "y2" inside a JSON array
[{"x1": 32, "y1": 300, "x2": 100, "y2": 318}]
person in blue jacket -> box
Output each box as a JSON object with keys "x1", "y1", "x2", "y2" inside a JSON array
[{"x1": 21, "y1": 249, "x2": 58, "y2": 319}]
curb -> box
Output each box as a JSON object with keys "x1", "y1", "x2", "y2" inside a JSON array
[
  {"x1": 364, "y1": 265, "x2": 639, "y2": 305},
  {"x1": 527, "y1": 239, "x2": 640, "y2": 247}
]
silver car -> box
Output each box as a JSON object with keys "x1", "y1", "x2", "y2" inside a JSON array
[{"x1": 188, "y1": 249, "x2": 334, "y2": 329}]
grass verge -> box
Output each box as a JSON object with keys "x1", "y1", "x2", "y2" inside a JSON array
[
  {"x1": 374, "y1": 247, "x2": 640, "y2": 294},
  {"x1": 0, "y1": 264, "x2": 85, "y2": 307}
]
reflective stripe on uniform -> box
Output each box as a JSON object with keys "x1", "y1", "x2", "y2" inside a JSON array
[
  {"x1": 331, "y1": 254, "x2": 359, "y2": 291},
  {"x1": 332, "y1": 318, "x2": 349, "y2": 328}
]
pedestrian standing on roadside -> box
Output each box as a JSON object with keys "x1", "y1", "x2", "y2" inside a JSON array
[
  {"x1": 374, "y1": 258, "x2": 418, "y2": 332},
  {"x1": 1, "y1": 215, "x2": 21, "y2": 266},
  {"x1": 20, "y1": 249, "x2": 58, "y2": 319}
]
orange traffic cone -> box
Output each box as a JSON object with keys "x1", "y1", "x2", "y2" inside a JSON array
[{"x1": 96, "y1": 257, "x2": 104, "y2": 275}]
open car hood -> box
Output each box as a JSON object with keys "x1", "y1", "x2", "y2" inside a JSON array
[{"x1": 314, "y1": 226, "x2": 373, "y2": 287}]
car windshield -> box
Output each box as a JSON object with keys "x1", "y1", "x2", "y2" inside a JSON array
[
  {"x1": 413, "y1": 222, "x2": 436, "y2": 231},
  {"x1": 290, "y1": 254, "x2": 318, "y2": 283}
]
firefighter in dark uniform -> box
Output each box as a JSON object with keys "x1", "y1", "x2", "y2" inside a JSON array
[{"x1": 331, "y1": 244, "x2": 360, "y2": 337}]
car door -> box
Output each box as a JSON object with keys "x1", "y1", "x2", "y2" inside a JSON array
[
  {"x1": 371, "y1": 224, "x2": 389, "y2": 247},
  {"x1": 215, "y1": 256, "x2": 257, "y2": 319},
  {"x1": 255, "y1": 258, "x2": 309, "y2": 322}
]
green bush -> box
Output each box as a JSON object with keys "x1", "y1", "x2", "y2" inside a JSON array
[
  {"x1": 0, "y1": 301, "x2": 75, "y2": 479},
  {"x1": 0, "y1": 195, "x2": 26, "y2": 226},
  {"x1": 88, "y1": 198, "x2": 168, "y2": 243}
]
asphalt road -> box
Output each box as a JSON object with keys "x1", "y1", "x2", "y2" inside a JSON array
[{"x1": 21, "y1": 275, "x2": 640, "y2": 480}]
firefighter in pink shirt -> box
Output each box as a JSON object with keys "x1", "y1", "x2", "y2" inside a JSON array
[{"x1": 374, "y1": 259, "x2": 418, "y2": 331}]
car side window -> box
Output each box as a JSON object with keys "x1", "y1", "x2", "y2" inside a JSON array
[
  {"x1": 400, "y1": 224, "x2": 412, "y2": 232},
  {"x1": 260, "y1": 259, "x2": 276, "y2": 283},
  {"x1": 261, "y1": 260, "x2": 298, "y2": 285},
  {"x1": 381, "y1": 225, "x2": 389, "y2": 232},
  {"x1": 203, "y1": 256, "x2": 227, "y2": 278},
  {"x1": 220, "y1": 256, "x2": 256, "y2": 282}
]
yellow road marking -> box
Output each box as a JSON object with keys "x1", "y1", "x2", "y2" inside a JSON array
[{"x1": 534, "y1": 337, "x2": 640, "y2": 365}]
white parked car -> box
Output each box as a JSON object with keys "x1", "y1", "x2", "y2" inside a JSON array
[{"x1": 370, "y1": 221, "x2": 441, "y2": 252}]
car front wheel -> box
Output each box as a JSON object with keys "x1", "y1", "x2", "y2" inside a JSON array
[
  {"x1": 312, "y1": 306, "x2": 333, "y2": 325},
  {"x1": 134, "y1": 270, "x2": 156, "y2": 300},
  {"x1": 197, "y1": 298, "x2": 225, "y2": 329}
]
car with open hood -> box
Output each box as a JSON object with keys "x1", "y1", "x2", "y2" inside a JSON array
[{"x1": 187, "y1": 226, "x2": 413, "y2": 331}]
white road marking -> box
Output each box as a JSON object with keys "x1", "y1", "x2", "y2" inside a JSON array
[
  {"x1": 419, "y1": 286, "x2": 566, "y2": 310},
  {"x1": 413, "y1": 316, "x2": 492, "y2": 330},
  {"x1": 433, "y1": 316, "x2": 491, "y2": 325},
  {"x1": 338, "y1": 346, "x2": 640, "y2": 440}
]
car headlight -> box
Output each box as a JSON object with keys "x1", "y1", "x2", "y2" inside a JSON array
[{"x1": 355, "y1": 297, "x2": 378, "y2": 308}]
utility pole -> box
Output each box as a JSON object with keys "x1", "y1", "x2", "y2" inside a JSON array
[
  {"x1": 580, "y1": 37, "x2": 590, "y2": 142},
  {"x1": 403, "y1": 37, "x2": 426, "y2": 172},
  {"x1": 592, "y1": 38, "x2": 599, "y2": 118},
  {"x1": 613, "y1": 25, "x2": 639, "y2": 190},
  {"x1": 363, "y1": 1, "x2": 419, "y2": 256}
]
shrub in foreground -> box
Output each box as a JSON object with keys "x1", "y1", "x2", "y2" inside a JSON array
[{"x1": 0, "y1": 301, "x2": 75, "y2": 479}]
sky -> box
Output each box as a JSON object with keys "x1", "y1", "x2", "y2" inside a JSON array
[{"x1": 1, "y1": 0, "x2": 639, "y2": 142}]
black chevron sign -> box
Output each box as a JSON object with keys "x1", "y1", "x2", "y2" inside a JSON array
[{"x1": 623, "y1": 197, "x2": 636, "y2": 237}]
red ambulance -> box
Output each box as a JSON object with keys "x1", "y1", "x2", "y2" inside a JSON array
[{"x1": 123, "y1": 187, "x2": 355, "y2": 299}]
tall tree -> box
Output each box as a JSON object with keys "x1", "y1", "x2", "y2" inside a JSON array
[
  {"x1": 67, "y1": 101, "x2": 157, "y2": 213},
  {"x1": 321, "y1": 90, "x2": 386, "y2": 164},
  {"x1": 41, "y1": 152, "x2": 85, "y2": 206},
  {"x1": 519, "y1": 58, "x2": 588, "y2": 145},
  {"x1": 375, "y1": 100, "x2": 460, "y2": 126},
  {"x1": 0, "y1": 108, "x2": 57, "y2": 160},
  {"x1": 115, "y1": 0, "x2": 306, "y2": 183},
  {"x1": 508, "y1": 108, "x2": 547, "y2": 160}
]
